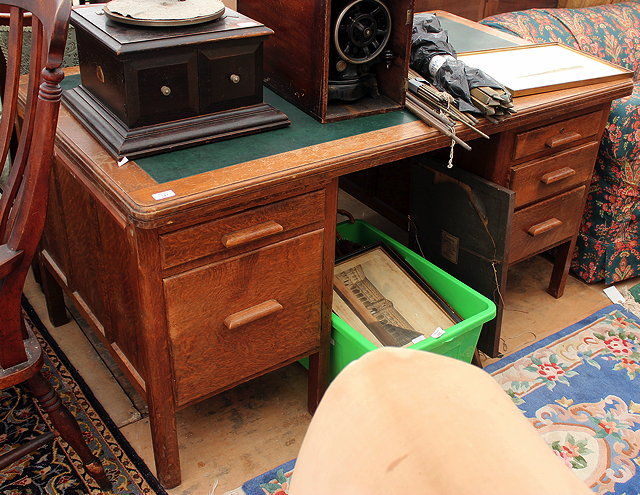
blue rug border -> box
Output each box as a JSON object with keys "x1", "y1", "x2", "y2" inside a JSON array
[
  {"x1": 21, "y1": 295, "x2": 169, "y2": 495},
  {"x1": 242, "y1": 459, "x2": 296, "y2": 494},
  {"x1": 484, "y1": 303, "x2": 638, "y2": 374}
]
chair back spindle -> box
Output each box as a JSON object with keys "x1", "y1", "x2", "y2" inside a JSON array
[{"x1": 0, "y1": 0, "x2": 69, "y2": 370}]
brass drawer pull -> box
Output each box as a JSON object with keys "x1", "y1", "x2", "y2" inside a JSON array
[
  {"x1": 545, "y1": 131, "x2": 581, "y2": 148},
  {"x1": 540, "y1": 167, "x2": 576, "y2": 184},
  {"x1": 221, "y1": 220, "x2": 284, "y2": 248},
  {"x1": 223, "y1": 299, "x2": 283, "y2": 330},
  {"x1": 527, "y1": 218, "x2": 563, "y2": 236}
]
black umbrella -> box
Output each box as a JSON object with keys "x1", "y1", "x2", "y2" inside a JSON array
[{"x1": 410, "y1": 13, "x2": 512, "y2": 116}]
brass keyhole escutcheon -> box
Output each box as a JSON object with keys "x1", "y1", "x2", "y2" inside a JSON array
[
  {"x1": 560, "y1": 127, "x2": 565, "y2": 133},
  {"x1": 161, "y1": 85, "x2": 171, "y2": 96},
  {"x1": 96, "y1": 65, "x2": 105, "y2": 83},
  {"x1": 230, "y1": 74, "x2": 241, "y2": 84}
]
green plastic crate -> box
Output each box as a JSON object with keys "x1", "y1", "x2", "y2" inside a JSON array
[{"x1": 317, "y1": 220, "x2": 496, "y2": 381}]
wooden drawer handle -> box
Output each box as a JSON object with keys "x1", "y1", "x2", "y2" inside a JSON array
[
  {"x1": 221, "y1": 221, "x2": 284, "y2": 248},
  {"x1": 527, "y1": 218, "x2": 563, "y2": 236},
  {"x1": 540, "y1": 167, "x2": 576, "y2": 184},
  {"x1": 545, "y1": 131, "x2": 581, "y2": 149},
  {"x1": 223, "y1": 299, "x2": 283, "y2": 330}
]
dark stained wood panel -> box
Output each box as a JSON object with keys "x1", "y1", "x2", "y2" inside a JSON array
[
  {"x1": 237, "y1": 0, "x2": 414, "y2": 122},
  {"x1": 236, "y1": 0, "x2": 330, "y2": 118},
  {"x1": 410, "y1": 159, "x2": 514, "y2": 357}
]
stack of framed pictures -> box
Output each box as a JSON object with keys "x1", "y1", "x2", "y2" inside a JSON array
[{"x1": 332, "y1": 243, "x2": 461, "y2": 347}]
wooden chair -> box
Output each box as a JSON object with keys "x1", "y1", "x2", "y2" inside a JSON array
[{"x1": 0, "y1": 1, "x2": 111, "y2": 490}]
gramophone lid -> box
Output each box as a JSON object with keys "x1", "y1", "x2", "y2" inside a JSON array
[{"x1": 103, "y1": 0, "x2": 226, "y2": 26}]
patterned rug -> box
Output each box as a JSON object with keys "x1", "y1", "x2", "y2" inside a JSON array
[
  {"x1": 485, "y1": 304, "x2": 640, "y2": 495},
  {"x1": 235, "y1": 459, "x2": 295, "y2": 495},
  {"x1": 0, "y1": 298, "x2": 166, "y2": 495},
  {"x1": 234, "y1": 304, "x2": 640, "y2": 495}
]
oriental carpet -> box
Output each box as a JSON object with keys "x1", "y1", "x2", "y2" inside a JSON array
[
  {"x1": 0, "y1": 298, "x2": 166, "y2": 495},
  {"x1": 235, "y1": 304, "x2": 640, "y2": 495}
]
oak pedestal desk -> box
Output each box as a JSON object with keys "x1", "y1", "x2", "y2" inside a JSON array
[{"x1": 36, "y1": 15, "x2": 632, "y2": 488}]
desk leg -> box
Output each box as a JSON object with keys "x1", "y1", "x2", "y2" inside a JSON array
[
  {"x1": 147, "y1": 389, "x2": 181, "y2": 488},
  {"x1": 308, "y1": 180, "x2": 339, "y2": 413},
  {"x1": 38, "y1": 252, "x2": 70, "y2": 327},
  {"x1": 134, "y1": 229, "x2": 181, "y2": 488},
  {"x1": 547, "y1": 237, "x2": 577, "y2": 299},
  {"x1": 308, "y1": 352, "x2": 327, "y2": 414}
]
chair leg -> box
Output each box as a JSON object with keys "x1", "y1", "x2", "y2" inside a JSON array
[
  {"x1": 27, "y1": 372, "x2": 112, "y2": 491},
  {"x1": 0, "y1": 431, "x2": 56, "y2": 470}
]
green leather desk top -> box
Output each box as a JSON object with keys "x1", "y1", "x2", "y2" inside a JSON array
[
  {"x1": 135, "y1": 92, "x2": 416, "y2": 185},
  {"x1": 439, "y1": 16, "x2": 517, "y2": 53}
]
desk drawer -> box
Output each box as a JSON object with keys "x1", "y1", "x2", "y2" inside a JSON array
[
  {"x1": 164, "y1": 230, "x2": 323, "y2": 407},
  {"x1": 508, "y1": 185, "x2": 586, "y2": 264},
  {"x1": 161, "y1": 190, "x2": 324, "y2": 268},
  {"x1": 512, "y1": 110, "x2": 602, "y2": 162},
  {"x1": 510, "y1": 141, "x2": 599, "y2": 207}
]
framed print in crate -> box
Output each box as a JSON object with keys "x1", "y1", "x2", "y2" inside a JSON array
[{"x1": 332, "y1": 242, "x2": 461, "y2": 347}]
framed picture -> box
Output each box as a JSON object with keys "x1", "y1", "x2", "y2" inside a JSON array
[
  {"x1": 332, "y1": 242, "x2": 461, "y2": 348},
  {"x1": 458, "y1": 43, "x2": 633, "y2": 97}
]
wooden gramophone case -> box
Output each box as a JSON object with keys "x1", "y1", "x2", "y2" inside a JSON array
[
  {"x1": 63, "y1": 5, "x2": 290, "y2": 159},
  {"x1": 237, "y1": 0, "x2": 415, "y2": 122}
]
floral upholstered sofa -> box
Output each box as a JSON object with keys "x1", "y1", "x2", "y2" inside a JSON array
[{"x1": 481, "y1": 1, "x2": 640, "y2": 284}]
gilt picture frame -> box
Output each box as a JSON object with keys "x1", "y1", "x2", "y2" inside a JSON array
[
  {"x1": 458, "y1": 42, "x2": 633, "y2": 97},
  {"x1": 332, "y1": 242, "x2": 461, "y2": 348}
]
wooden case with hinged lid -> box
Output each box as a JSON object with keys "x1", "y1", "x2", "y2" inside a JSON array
[
  {"x1": 63, "y1": 5, "x2": 290, "y2": 159},
  {"x1": 236, "y1": 0, "x2": 415, "y2": 123}
]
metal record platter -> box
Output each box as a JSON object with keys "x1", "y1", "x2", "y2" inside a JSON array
[{"x1": 103, "y1": 0, "x2": 226, "y2": 27}]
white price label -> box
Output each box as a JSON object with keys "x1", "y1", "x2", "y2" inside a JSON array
[
  {"x1": 152, "y1": 190, "x2": 176, "y2": 201},
  {"x1": 430, "y1": 327, "x2": 446, "y2": 339},
  {"x1": 603, "y1": 286, "x2": 625, "y2": 304}
]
